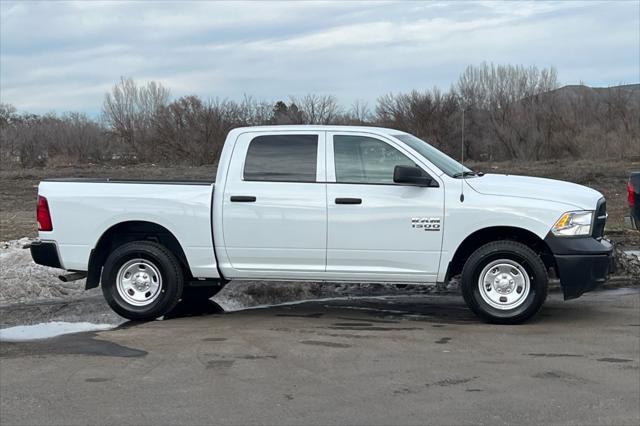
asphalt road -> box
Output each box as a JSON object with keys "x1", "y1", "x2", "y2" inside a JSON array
[{"x1": 1, "y1": 289, "x2": 639, "y2": 425}]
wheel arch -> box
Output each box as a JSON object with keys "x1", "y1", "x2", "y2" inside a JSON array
[
  {"x1": 86, "y1": 221, "x2": 190, "y2": 289},
  {"x1": 444, "y1": 226, "x2": 555, "y2": 282}
]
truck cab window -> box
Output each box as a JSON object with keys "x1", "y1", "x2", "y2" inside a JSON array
[
  {"x1": 244, "y1": 134, "x2": 318, "y2": 182},
  {"x1": 334, "y1": 135, "x2": 417, "y2": 184}
]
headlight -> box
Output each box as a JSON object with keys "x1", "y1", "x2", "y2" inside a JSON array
[{"x1": 551, "y1": 211, "x2": 593, "y2": 236}]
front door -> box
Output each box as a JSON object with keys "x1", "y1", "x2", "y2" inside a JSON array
[{"x1": 325, "y1": 132, "x2": 444, "y2": 282}]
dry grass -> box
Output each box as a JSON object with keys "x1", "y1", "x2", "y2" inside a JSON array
[{"x1": 1, "y1": 159, "x2": 638, "y2": 244}]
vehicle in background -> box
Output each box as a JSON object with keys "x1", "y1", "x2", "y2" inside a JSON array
[
  {"x1": 29, "y1": 126, "x2": 613, "y2": 324},
  {"x1": 625, "y1": 172, "x2": 640, "y2": 230}
]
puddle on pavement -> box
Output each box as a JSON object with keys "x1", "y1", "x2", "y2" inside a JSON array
[{"x1": 0, "y1": 321, "x2": 118, "y2": 342}]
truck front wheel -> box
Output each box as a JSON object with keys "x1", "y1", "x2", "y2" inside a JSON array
[
  {"x1": 461, "y1": 240, "x2": 548, "y2": 324},
  {"x1": 101, "y1": 241, "x2": 184, "y2": 321}
]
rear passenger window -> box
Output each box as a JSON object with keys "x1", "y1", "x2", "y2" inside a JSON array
[{"x1": 244, "y1": 134, "x2": 318, "y2": 182}]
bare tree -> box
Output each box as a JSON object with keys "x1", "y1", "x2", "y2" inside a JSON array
[
  {"x1": 375, "y1": 88, "x2": 460, "y2": 155},
  {"x1": 0, "y1": 104, "x2": 19, "y2": 165},
  {"x1": 2, "y1": 68, "x2": 637, "y2": 169},
  {"x1": 293, "y1": 94, "x2": 341, "y2": 124},
  {"x1": 456, "y1": 63, "x2": 560, "y2": 160},
  {"x1": 238, "y1": 95, "x2": 272, "y2": 126},
  {"x1": 153, "y1": 96, "x2": 248, "y2": 165},
  {"x1": 268, "y1": 101, "x2": 305, "y2": 124},
  {"x1": 347, "y1": 100, "x2": 372, "y2": 124},
  {"x1": 102, "y1": 77, "x2": 169, "y2": 160}
]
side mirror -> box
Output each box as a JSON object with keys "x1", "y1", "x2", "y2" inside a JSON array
[{"x1": 393, "y1": 165, "x2": 438, "y2": 187}]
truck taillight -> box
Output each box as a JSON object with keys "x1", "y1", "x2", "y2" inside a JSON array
[
  {"x1": 628, "y1": 180, "x2": 635, "y2": 207},
  {"x1": 37, "y1": 195, "x2": 53, "y2": 231}
]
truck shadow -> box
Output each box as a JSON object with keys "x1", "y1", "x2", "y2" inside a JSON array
[
  {"x1": 160, "y1": 293, "x2": 603, "y2": 326},
  {"x1": 160, "y1": 295, "x2": 476, "y2": 324},
  {"x1": 0, "y1": 291, "x2": 610, "y2": 332},
  {"x1": 164, "y1": 298, "x2": 225, "y2": 319}
]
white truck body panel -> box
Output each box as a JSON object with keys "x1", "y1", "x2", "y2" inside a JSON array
[
  {"x1": 38, "y1": 181, "x2": 219, "y2": 278},
  {"x1": 466, "y1": 174, "x2": 603, "y2": 210},
  {"x1": 38, "y1": 125, "x2": 605, "y2": 287},
  {"x1": 219, "y1": 130, "x2": 327, "y2": 277},
  {"x1": 324, "y1": 131, "x2": 444, "y2": 281},
  {"x1": 436, "y1": 181, "x2": 587, "y2": 282}
]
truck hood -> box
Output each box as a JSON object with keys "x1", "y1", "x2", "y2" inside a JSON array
[{"x1": 466, "y1": 174, "x2": 603, "y2": 210}]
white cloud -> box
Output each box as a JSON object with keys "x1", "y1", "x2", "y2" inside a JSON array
[{"x1": 1, "y1": 0, "x2": 637, "y2": 114}]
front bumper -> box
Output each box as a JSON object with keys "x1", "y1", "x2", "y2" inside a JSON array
[
  {"x1": 29, "y1": 240, "x2": 62, "y2": 269},
  {"x1": 544, "y1": 234, "x2": 613, "y2": 300}
]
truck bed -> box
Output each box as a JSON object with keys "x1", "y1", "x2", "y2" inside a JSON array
[{"x1": 37, "y1": 179, "x2": 218, "y2": 278}]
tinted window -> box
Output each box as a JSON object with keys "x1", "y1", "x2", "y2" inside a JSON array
[
  {"x1": 334, "y1": 135, "x2": 417, "y2": 184},
  {"x1": 244, "y1": 134, "x2": 318, "y2": 182}
]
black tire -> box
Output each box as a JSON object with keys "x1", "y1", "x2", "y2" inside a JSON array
[
  {"x1": 461, "y1": 240, "x2": 548, "y2": 324},
  {"x1": 101, "y1": 241, "x2": 184, "y2": 321},
  {"x1": 181, "y1": 286, "x2": 223, "y2": 302}
]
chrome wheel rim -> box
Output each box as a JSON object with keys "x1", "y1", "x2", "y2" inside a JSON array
[
  {"x1": 478, "y1": 259, "x2": 530, "y2": 310},
  {"x1": 116, "y1": 258, "x2": 162, "y2": 307}
]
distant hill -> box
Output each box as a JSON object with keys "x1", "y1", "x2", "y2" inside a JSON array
[{"x1": 543, "y1": 83, "x2": 640, "y2": 106}]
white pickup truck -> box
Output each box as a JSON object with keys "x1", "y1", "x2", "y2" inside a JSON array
[{"x1": 30, "y1": 125, "x2": 613, "y2": 324}]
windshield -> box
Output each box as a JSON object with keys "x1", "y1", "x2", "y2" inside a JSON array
[{"x1": 393, "y1": 133, "x2": 472, "y2": 178}]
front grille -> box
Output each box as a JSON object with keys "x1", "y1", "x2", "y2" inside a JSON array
[{"x1": 592, "y1": 198, "x2": 607, "y2": 240}]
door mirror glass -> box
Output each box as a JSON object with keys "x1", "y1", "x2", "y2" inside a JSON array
[{"x1": 393, "y1": 165, "x2": 438, "y2": 187}]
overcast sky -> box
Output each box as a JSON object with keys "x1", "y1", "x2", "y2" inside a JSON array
[{"x1": 1, "y1": 0, "x2": 638, "y2": 115}]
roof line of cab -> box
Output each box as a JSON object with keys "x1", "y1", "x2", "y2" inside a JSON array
[{"x1": 229, "y1": 125, "x2": 405, "y2": 136}]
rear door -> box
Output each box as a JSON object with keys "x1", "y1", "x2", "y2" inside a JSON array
[
  {"x1": 325, "y1": 132, "x2": 444, "y2": 282},
  {"x1": 220, "y1": 131, "x2": 327, "y2": 279}
]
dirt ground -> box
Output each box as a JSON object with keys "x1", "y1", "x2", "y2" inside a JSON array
[{"x1": 1, "y1": 159, "x2": 638, "y2": 245}]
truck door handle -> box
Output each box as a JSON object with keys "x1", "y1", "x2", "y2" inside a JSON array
[
  {"x1": 335, "y1": 198, "x2": 362, "y2": 205},
  {"x1": 230, "y1": 196, "x2": 256, "y2": 202}
]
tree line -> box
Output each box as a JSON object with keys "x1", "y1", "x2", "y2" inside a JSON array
[{"x1": 1, "y1": 63, "x2": 637, "y2": 168}]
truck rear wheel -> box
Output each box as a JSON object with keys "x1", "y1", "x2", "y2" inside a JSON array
[
  {"x1": 461, "y1": 240, "x2": 548, "y2": 324},
  {"x1": 102, "y1": 241, "x2": 184, "y2": 321}
]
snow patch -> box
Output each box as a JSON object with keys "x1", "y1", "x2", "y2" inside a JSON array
[
  {"x1": 0, "y1": 238, "x2": 99, "y2": 306},
  {"x1": 0, "y1": 321, "x2": 116, "y2": 342},
  {"x1": 624, "y1": 250, "x2": 640, "y2": 260}
]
